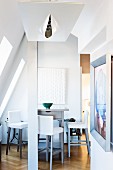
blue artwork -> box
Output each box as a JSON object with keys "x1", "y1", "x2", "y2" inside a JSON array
[{"x1": 95, "y1": 64, "x2": 106, "y2": 139}]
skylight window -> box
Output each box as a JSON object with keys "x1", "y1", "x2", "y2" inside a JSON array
[
  {"x1": 0, "y1": 59, "x2": 25, "y2": 118},
  {"x1": 0, "y1": 36, "x2": 13, "y2": 76}
]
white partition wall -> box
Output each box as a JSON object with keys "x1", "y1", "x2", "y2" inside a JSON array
[{"x1": 38, "y1": 35, "x2": 81, "y2": 120}]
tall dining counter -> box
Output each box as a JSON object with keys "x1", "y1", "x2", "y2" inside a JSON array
[
  {"x1": 38, "y1": 108, "x2": 69, "y2": 141},
  {"x1": 38, "y1": 108, "x2": 69, "y2": 128}
]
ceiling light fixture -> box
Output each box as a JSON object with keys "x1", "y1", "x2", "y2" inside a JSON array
[
  {"x1": 45, "y1": 15, "x2": 52, "y2": 38},
  {"x1": 40, "y1": 14, "x2": 58, "y2": 39}
]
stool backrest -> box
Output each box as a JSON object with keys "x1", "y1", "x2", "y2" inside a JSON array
[
  {"x1": 38, "y1": 115, "x2": 53, "y2": 136},
  {"x1": 8, "y1": 110, "x2": 21, "y2": 123}
]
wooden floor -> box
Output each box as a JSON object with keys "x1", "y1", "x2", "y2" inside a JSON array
[{"x1": 0, "y1": 144, "x2": 90, "y2": 170}]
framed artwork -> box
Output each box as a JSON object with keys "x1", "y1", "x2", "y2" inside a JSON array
[
  {"x1": 90, "y1": 54, "x2": 111, "y2": 152},
  {"x1": 38, "y1": 67, "x2": 66, "y2": 104}
]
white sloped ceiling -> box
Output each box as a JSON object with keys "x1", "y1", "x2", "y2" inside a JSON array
[
  {"x1": 18, "y1": 1, "x2": 84, "y2": 41},
  {"x1": 0, "y1": 0, "x2": 25, "y2": 117}
]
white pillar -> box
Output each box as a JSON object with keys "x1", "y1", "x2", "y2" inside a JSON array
[{"x1": 27, "y1": 41, "x2": 38, "y2": 170}]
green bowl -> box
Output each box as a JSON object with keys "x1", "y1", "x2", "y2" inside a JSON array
[{"x1": 42, "y1": 103, "x2": 53, "y2": 109}]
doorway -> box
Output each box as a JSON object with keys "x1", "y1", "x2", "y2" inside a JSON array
[{"x1": 80, "y1": 54, "x2": 90, "y2": 131}]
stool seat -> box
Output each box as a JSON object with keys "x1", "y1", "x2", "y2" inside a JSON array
[
  {"x1": 8, "y1": 122, "x2": 28, "y2": 129},
  {"x1": 68, "y1": 122, "x2": 86, "y2": 129},
  {"x1": 53, "y1": 127, "x2": 63, "y2": 135}
]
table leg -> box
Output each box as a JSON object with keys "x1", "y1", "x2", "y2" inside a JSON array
[
  {"x1": 6, "y1": 127, "x2": 11, "y2": 155},
  {"x1": 19, "y1": 129, "x2": 22, "y2": 159},
  {"x1": 59, "y1": 112, "x2": 64, "y2": 159}
]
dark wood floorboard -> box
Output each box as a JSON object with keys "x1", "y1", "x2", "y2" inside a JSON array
[{"x1": 0, "y1": 144, "x2": 90, "y2": 170}]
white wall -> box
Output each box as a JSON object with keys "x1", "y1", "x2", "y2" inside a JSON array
[
  {"x1": 72, "y1": 0, "x2": 113, "y2": 53},
  {"x1": 82, "y1": 74, "x2": 90, "y2": 107},
  {"x1": 91, "y1": 135, "x2": 113, "y2": 170},
  {"x1": 0, "y1": 0, "x2": 24, "y2": 45},
  {"x1": 90, "y1": 42, "x2": 113, "y2": 170},
  {"x1": 38, "y1": 34, "x2": 81, "y2": 121},
  {"x1": 0, "y1": 0, "x2": 24, "y2": 91},
  {"x1": 1, "y1": 36, "x2": 28, "y2": 144},
  {"x1": 0, "y1": 0, "x2": 25, "y2": 129}
]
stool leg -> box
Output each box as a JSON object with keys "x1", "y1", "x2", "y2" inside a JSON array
[
  {"x1": 68, "y1": 128, "x2": 70, "y2": 157},
  {"x1": 85, "y1": 128, "x2": 90, "y2": 155},
  {"x1": 17, "y1": 129, "x2": 20, "y2": 152},
  {"x1": 19, "y1": 129, "x2": 22, "y2": 159},
  {"x1": 61, "y1": 132, "x2": 64, "y2": 163},
  {"x1": 6, "y1": 127, "x2": 11, "y2": 155},
  {"x1": 50, "y1": 135, "x2": 53, "y2": 170},
  {"x1": 12, "y1": 128, "x2": 16, "y2": 142},
  {"x1": 38, "y1": 134, "x2": 40, "y2": 144},
  {"x1": 46, "y1": 135, "x2": 49, "y2": 162}
]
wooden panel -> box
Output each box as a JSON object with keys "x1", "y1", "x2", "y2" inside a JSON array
[
  {"x1": 0, "y1": 143, "x2": 90, "y2": 170},
  {"x1": 80, "y1": 54, "x2": 90, "y2": 73}
]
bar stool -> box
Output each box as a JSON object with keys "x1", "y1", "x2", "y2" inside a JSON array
[
  {"x1": 6, "y1": 110, "x2": 28, "y2": 159},
  {"x1": 38, "y1": 115, "x2": 64, "y2": 170},
  {"x1": 67, "y1": 110, "x2": 90, "y2": 157}
]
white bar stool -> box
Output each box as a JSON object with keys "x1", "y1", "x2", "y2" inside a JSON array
[
  {"x1": 6, "y1": 110, "x2": 28, "y2": 159},
  {"x1": 67, "y1": 110, "x2": 90, "y2": 157},
  {"x1": 38, "y1": 115, "x2": 64, "y2": 170}
]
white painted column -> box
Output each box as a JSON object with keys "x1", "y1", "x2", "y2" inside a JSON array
[{"x1": 27, "y1": 41, "x2": 38, "y2": 170}]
